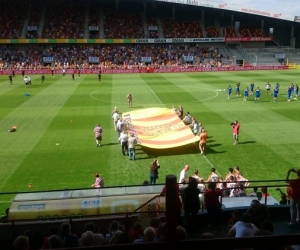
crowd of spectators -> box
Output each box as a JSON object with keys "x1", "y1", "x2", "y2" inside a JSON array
[
  {"x1": 104, "y1": 10, "x2": 144, "y2": 39},
  {"x1": 206, "y1": 26, "x2": 219, "y2": 37},
  {"x1": 0, "y1": 0, "x2": 270, "y2": 40},
  {"x1": 0, "y1": 1, "x2": 27, "y2": 39},
  {"x1": 161, "y1": 19, "x2": 202, "y2": 38},
  {"x1": 42, "y1": 0, "x2": 85, "y2": 39},
  {"x1": 0, "y1": 44, "x2": 229, "y2": 70},
  {"x1": 147, "y1": 17, "x2": 159, "y2": 38},
  {"x1": 240, "y1": 28, "x2": 265, "y2": 37},
  {"x1": 224, "y1": 26, "x2": 236, "y2": 37}
]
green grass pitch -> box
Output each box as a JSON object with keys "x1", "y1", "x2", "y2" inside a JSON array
[{"x1": 0, "y1": 69, "x2": 299, "y2": 211}]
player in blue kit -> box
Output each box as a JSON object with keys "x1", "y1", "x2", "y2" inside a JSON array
[
  {"x1": 273, "y1": 86, "x2": 279, "y2": 102},
  {"x1": 235, "y1": 82, "x2": 241, "y2": 96},
  {"x1": 287, "y1": 85, "x2": 292, "y2": 102},
  {"x1": 255, "y1": 87, "x2": 260, "y2": 102},
  {"x1": 275, "y1": 82, "x2": 280, "y2": 91},
  {"x1": 227, "y1": 85, "x2": 232, "y2": 99},
  {"x1": 290, "y1": 83, "x2": 295, "y2": 98},
  {"x1": 244, "y1": 87, "x2": 249, "y2": 101},
  {"x1": 295, "y1": 84, "x2": 299, "y2": 99},
  {"x1": 250, "y1": 82, "x2": 254, "y2": 95}
]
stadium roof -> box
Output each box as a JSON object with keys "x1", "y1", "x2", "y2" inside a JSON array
[{"x1": 155, "y1": 0, "x2": 300, "y2": 23}]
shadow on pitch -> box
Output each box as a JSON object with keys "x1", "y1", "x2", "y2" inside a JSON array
[
  {"x1": 141, "y1": 144, "x2": 199, "y2": 157},
  {"x1": 238, "y1": 140, "x2": 256, "y2": 145},
  {"x1": 130, "y1": 106, "x2": 144, "y2": 109},
  {"x1": 205, "y1": 147, "x2": 226, "y2": 155},
  {"x1": 102, "y1": 142, "x2": 120, "y2": 146},
  {"x1": 208, "y1": 143, "x2": 222, "y2": 147}
]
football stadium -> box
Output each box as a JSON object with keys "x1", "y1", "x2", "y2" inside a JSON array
[{"x1": 1, "y1": 0, "x2": 300, "y2": 249}]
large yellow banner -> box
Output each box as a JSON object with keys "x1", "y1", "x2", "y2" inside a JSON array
[{"x1": 122, "y1": 108, "x2": 199, "y2": 149}]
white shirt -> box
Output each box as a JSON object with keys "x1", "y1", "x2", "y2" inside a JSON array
[
  {"x1": 112, "y1": 112, "x2": 119, "y2": 122},
  {"x1": 179, "y1": 169, "x2": 187, "y2": 183},
  {"x1": 231, "y1": 221, "x2": 258, "y2": 238},
  {"x1": 116, "y1": 120, "x2": 125, "y2": 131},
  {"x1": 183, "y1": 115, "x2": 192, "y2": 124},
  {"x1": 24, "y1": 77, "x2": 29, "y2": 83},
  {"x1": 210, "y1": 173, "x2": 219, "y2": 182},
  {"x1": 118, "y1": 132, "x2": 128, "y2": 144}
]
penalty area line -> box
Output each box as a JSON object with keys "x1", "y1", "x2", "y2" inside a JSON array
[
  {"x1": 193, "y1": 142, "x2": 220, "y2": 176},
  {"x1": 138, "y1": 75, "x2": 165, "y2": 107},
  {"x1": 202, "y1": 154, "x2": 223, "y2": 177}
]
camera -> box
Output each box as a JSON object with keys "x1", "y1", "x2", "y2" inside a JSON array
[{"x1": 230, "y1": 122, "x2": 235, "y2": 126}]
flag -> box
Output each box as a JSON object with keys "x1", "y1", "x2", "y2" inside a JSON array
[{"x1": 122, "y1": 108, "x2": 199, "y2": 149}]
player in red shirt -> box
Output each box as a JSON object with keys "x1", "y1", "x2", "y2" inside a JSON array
[{"x1": 232, "y1": 120, "x2": 240, "y2": 145}]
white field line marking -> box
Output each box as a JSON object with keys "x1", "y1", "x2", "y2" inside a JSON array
[{"x1": 137, "y1": 75, "x2": 165, "y2": 107}]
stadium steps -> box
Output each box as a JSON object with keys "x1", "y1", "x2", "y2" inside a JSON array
[
  {"x1": 38, "y1": 2, "x2": 47, "y2": 38},
  {"x1": 141, "y1": 12, "x2": 149, "y2": 38},
  {"x1": 214, "y1": 19, "x2": 223, "y2": 37},
  {"x1": 99, "y1": 10, "x2": 105, "y2": 38},
  {"x1": 21, "y1": 3, "x2": 31, "y2": 38},
  {"x1": 237, "y1": 43, "x2": 251, "y2": 62},
  {"x1": 200, "y1": 22, "x2": 207, "y2": 37},
  {"x1": 83, "y1": 0, "x2": 90, "y2": 39},
  {"x1": 227, "y1": 44, "x2": 244, "y2": 60},
  {"x1": 223, "y1": 43, "x2": 234, "y2": 58},
  {"x1": 156, "y1": 18, "x2": 164, "y2": 38}
]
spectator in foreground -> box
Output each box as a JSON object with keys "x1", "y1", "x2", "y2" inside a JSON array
[
  {"x1": 228, "y1": 210, "x2": 240, "y2": 229},
  {"x1": 79, "y1": 222, "x2": 105, "y2": 246},
  {"x1": 183, "y1": 177, "x2": 200, "y2": 229},
  {"x1": 48, "y1": 235, "x2": 62, "y2": 249},
  {"x1": 80, "y1": 231, "x2": 94, "y2": 247},
  {"x1": 276, "y1": 188, "x2": 289, "y2": 205},
  {"x1": 176, "y1": 226, "x2": 187, "y2": 240},
  {"x1": 106, "y1": 221, "x2": 120, "y2": 243},
  {"x1": 13, "y1": 236, "x2": 30, "y2": 250},
  {"x1": 204, "y1": 182, "x2": 223, "y2": 228},
  {"x1": 228, "y1": 213, "x2": 259, "y2": 237},
  {"x1": 133, "y1": 227, "x2": 157, "y2": 243},
  {"x1": 128, "y1": 221, "x2": 144, "y2": 242},
  {"x1": 286, "y1": 168, "x2": 300, "y2": 227},
  {"x1": 246, "y1": 200, "x2": 270, "y2": 229},
  {"x1": 26, "y1": 230, "x2": 44, "y2": 250},
  {"x1": 58, "y1": 222, "x2": 79, "y2": 248}
]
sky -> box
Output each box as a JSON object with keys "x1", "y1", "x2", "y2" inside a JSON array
[
  {"x1": 156, "y1": 0, "x2": 300, "y2": 21},
  {"x1": 221, "y1": 0, "x2": 300, "y2": 19}
]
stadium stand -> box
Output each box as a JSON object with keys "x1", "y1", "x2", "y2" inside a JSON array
[
  {"x1": 104, "y1": 10, "x2": 144, "y2": 39},
  {"x1": 0, "y1": 1, "x2": 27, "y2": 39},
  {"x1": 26, "y1": 0, "x2": 45, "y2": 38},
  {"x1": 88, "y1": 2, "x2": 102, "y2": 39},
  {"x1": 161, "y1": 19, "x2": 203, "y2": 38},
  {"x1": 42, "y1": 0, "x2": 85, "y2": 39}
]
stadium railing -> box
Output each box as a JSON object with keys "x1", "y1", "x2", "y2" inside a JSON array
[{"x1": 0, "y1": 176, "x2": 297, "y2": 249}]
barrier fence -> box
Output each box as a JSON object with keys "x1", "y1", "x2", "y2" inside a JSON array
[
  {"x1": 0, "y1": 176, "x2": 297, "y2": 249},
  {"x1": 0, "y1": 65, "x2": 290, "y2": 75}
]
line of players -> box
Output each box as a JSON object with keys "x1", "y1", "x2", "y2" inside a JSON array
[
  {"x1": 227, "y1": 82, "x2": 299, "y2": 102},
  {"x1": 8, "y1": 69, "x2": 102, "y2": 86}
]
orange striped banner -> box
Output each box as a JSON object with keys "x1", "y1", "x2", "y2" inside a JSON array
[{"x1": 122, "y1": 108, "x2": 199, "y2": 149}]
